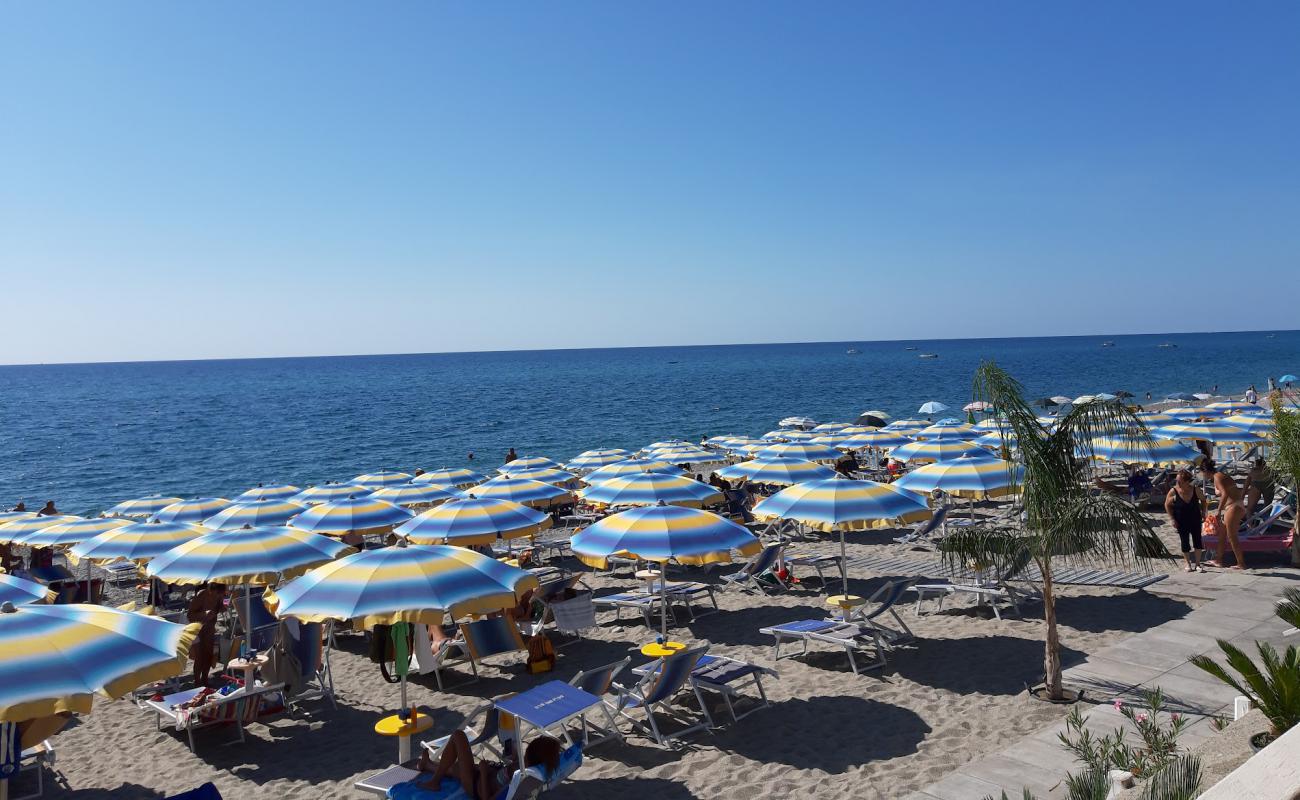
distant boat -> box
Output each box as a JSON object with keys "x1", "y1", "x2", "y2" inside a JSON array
[
  {"x1": 1267, "y1": 334, "x2": 1277, "y2": 338},
  {"x1": 904, "y1": 346, "x2": 917, "y2": 351},
  {"x1": 845, "y1": 348, "x2": 861, "y2": 355},
  {"x1": 1101, "y1": 341, "x2": 1115, "y2": 347},
  {"x1": 918, "y1": 353, "x2": 939, "y2": 359},
  {"x1": 1157, "y1": 343, "x2": 1178, "y2": 349}
]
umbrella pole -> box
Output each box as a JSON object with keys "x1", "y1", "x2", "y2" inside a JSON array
[
  {"x1": 840, "y1": 529, "x2": 849, "y2": 597},
  {"x1": 245, "y1": 584, "x2": 253, "y2": 658},
  {"x1": 85, "y1": 559, "x2": 92, "y2": 603},
  {"x1": 660, "y1": 564, "x2": 669, "y2": 641}
]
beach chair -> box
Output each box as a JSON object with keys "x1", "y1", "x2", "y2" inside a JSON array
[
  {"x1": 615, "y1": 645, "x2": 712, "y2": 747},
  {"x1": 631, "y1": 653, "x2": 776, "y2": 725},
  {"x1": 567, "y1": 657, "x2": 630, "y2": 746},
  {"x1": 165, "y1": 784, "x2": 224, "y2": 800},
  {"x1": 783, "y1": 552, "x2": 845, "y2": 590},
  {"x1": 4, "y1": 736, "x2": 56, "y2": 800},
  {"x1": 416, "y1": 616, "x2": 528, "y2": 690},
  {"x1": 145, "y1": 683, "x2": 285, "y2": 752},
  {"x1": 892, "y1": 506, "x2": 948, "y2": 546},
  {"x1": 102, "y1": 559, "x2": 140, "y2": 587},
  {"x1": 232, "y1": 587, "x2": 279, "y2": 652},
  {"x1": 654, "y1": 580, "x2": 719, "y2": 621},
  {"x1": 845, "y1": 578, "x2": 919, "y2": 647},
  {"x1": 267, "y1": 619, "x2": 334, "y2": 711},
  {"x1": 758, "y1": 618, "x2": 889, "y2": 674},
  {"x1": 592, "y1": 591, "x2": 664, "y2": 627},
  {"x1": 357, "y1": 743, "x2": 583, "y2": 800},
  {"x1": 913, "y1": 563, "x2": 1038, "y2": 620},
  {"x1": 421, "y1": 700, "x2": 514, "y2": 763},
  {"x1": 1202, "y1": 500, "x2": 1296, "y2": 555},
  {"x1": 718, "y1": 542, "x2": 788, "y2": 593}
]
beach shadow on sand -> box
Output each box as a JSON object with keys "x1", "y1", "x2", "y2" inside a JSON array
[
  {"x1": 39, "y1": 782, "x2": 162, "y2": 799},
  {"x1": 894, "y1": 635, "x2": 1086, "y2": 695},
  {"x1": 1054, "y1": 591, "x2": 1193, "y2": 633},
  {"x1": 686, "y1": 603, "x2": 834, "y2": 647},
  {"x1": 564, "y1": 776, "x2": 702, "y2": 799}
]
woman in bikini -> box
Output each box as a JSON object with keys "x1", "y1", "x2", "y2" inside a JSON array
[
  {"x1": 1164, "y1": 469, "x2": 1206, "y2": 572},
  {"x1": 1201, "y1": 459, "x2": 1246, "y2": 569}
]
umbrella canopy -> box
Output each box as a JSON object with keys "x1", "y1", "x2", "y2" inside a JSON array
[
  {"x1": 1279, "y1": 374, "x2": 1298, "y2": 384},
  {"x1": 753, "y1": 442, "x2": 843, "y2": 464},
  {"x1": 146, "y1": 525, "x2": 353, "y2": 585},
  {"x1": 1094, "y1": 392, "x2": 1118, "y2": 401},
  {"x1": 395, "y1": 497, "x2": 551, "y2": 546},
  {"x1": 488, "y1": 466, "x2": 576, "y2": 486},
  {"x1": 1049, "y1": 396, "x2": 1074, "y2": 406},
  {"x1": 808, "y1": 433, "x2": 853, "y2": 448},
  {"x1": 69, "y1": 520, "x2": 209, "y2": 564},
  {"x1": 963, "y1": 401, "x2": 993, "y2": 412},
  {"x1": 855, "y1": 413, "x2": 889, "y2": 427},
  {"x1": 410, "y1": 468, "x2": 487, "y2": 489},
  {"x1": 150, "y1": 497, "x2": 233, "y2": 524},
  {"x1": 645, "y1": 440, "x2": 690, "y2": 452},
  {"x1": 971, "y1": 417, "x2": 1010, "y2": 432},
  {"x1": 367, "y1": 484, "x2": 465, "y2": 508},
  {"x1": 974, "y1": 431, "x2": 1019, "y2": 451},
  {"x1": 104, "y1": 495, "x2": 183, "y2": 519},
  {"x1": 0, "y1": 573, "x2": 55, "y2": 606},
  {"x1": 0, "y1": 603, "x2": 199, "y2": 721},
  {"x1": 1151, "y1": 421, "x2": 1266, "y2": 444},
  {"x1": 570, "y1": 506, "x2": 760, "y2": 568},
  {"x1": 1089, "y1": 438, "x2": 1201, "y2": 465},
  {"x1": 293, "y1": 483, "x2": 373, "y2": 505},
  {"x1": 236, "y1": 484, "x2": 301, "y2": 502},
  {"x1": 752, "y1": 478, "x2": 931, "y2": 532},
  {"x1": 812, "y1": 422, "x2": 852, "y2": 432},
  {"x1": 263, "y1": 544, "x2": 538, "y2": 629},
  {"x1": 916, "y1": 421, "x2": 977, "y2": 441},
  {"x1": 917, "y1": 401, "x2": 949, "y2": 415},
  {"x1": 1207, "y1": 401, "x2": 1261, "y2": 413},
  {"x1": 645, "y1": 447, "x2": 723, "y2": 465},
  {"x1": 883, "y1": 419, "x2": 928, "y2": 434},
  {"x1": 842, "y1": 430, "x2": 915, "y2": 449},
  {"x1": 889, "y1": 439, "x2": 987, "y2": 464},
  {"x1": 715, "y1": 457, "x2": 838, "y2": 486},
  {"x1": 15, "y1": 517, "x2": 130, "y2": 549},
  {"x1": 1133, "y1": 412, "x2": 1177, "y2": 427},
  {"x1": 204, "y1": 499, "x2": 307, "y2": 531},
  {"x1": 778, "y1": 416, "x2": 818, "y2": 429},
  {"x1": 1073, "y1": 395, "x2": 1097, "y2": 405},
  {"x1": 289, "y1": 496, "x2": 415, "y2": 536},
  {"x1": 0, "y1": 516, "x2": 82, "y2": 545},
  {"x1": 1220, "y1": 414, "x2": 1276, "y2": 436},
  {"x1": 1166, "y1": 392, "x2": 1198, "y2": 402},
  {"x1": 353, "y1": 470, "x2": 414, "y2": 489},
  {"x1": 565, "y1": 448, "x2": 633, "y2": 471},
  {"x1": 473, "y1": 476, "x2": 571, "y2": 508},
  {"x1": 761, "y1": 429, "x2": 819, "y2": 442},
  {"x1": 578, "y1": 473, "x2": 723, "y2": 508},
  {"x1": 584, "y1": 458, "x2": 685, "y2": 483},
  {"x1": 499, "y1": 457, "x2": 565, "y2": 475},
  {"x1": 1161, "y1": 407, "x2": 1211, "y2": 421},
  {"x1": 894, "y1": 456, "x2": 1024, "y2": 499}
]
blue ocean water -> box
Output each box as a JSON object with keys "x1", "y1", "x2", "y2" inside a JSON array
[{"x1": 2, "y1": 331, "x2": 1296, "y2": 516}]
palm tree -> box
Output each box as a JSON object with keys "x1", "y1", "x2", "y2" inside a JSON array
[{"x1": 939, "y1": 361, "x2": 1167, "y2": 701}]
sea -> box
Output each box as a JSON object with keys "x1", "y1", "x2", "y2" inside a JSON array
[{"x1": 2, "y1": 330, "x2": 1296, "y2": 516}]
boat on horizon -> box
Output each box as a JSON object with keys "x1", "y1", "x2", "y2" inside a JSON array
[
  {"x1": 1158, "y1": 342, "x2": 1178, "y2": 349},
  {"x1": 918, "y1": 353, "x2": 939, "y2": 359},
  {"x1": 904, "y1": 346, "x2": 917, "y2": 350},
  {"x1": 1101, "y1": 341, "x2": 1115, "y2": 347}
]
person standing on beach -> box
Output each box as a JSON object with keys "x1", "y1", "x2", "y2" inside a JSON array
[
  {"x1": 505, "y1": 448, "x2": 517, "y2": 464},
  {"x1": 1245, "y1": 385, "x2": 1258, "y2": 404},
  {"x1": 187, "y1": 582, "x2": 227, "y2": 686},
  {"x1": 37, "y1": 500, "x2": 58, "y2": 516},
  {"x1": 1165, "y1": 469, "x2": 1206, "y2": 572},
  {"x1": 1201, "y1": 460, "x2": 1246, "y2": 569}
]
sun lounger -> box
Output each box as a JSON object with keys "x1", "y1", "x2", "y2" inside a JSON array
[
  {"x1": 1202, "y1": 501, "x2": 1296, "y2": 554},
  {"x1": 413, "y1": 616, "x2": 528, "y2": 690},
  {"x1": 758, "y1": 619, "x2": 888, "y2": 674},
  {"x1": 422, "y1": 700, "x2": 513, "y2": 763},
  {"x1": 615, "y1": 644, "x2": 712, "y2": 747},
  {"x1": 3, "y1": 736, "x2": 56, "y2": 800},
  {"x1": 845, "y1": 578, "x2": 919, "y2": 647},
  {"x1": 592, "y1": 591, "x2": 664, "y2": 627},
  {"x1": 631, "y1": 653, "x2": 776, "y2": 725},
  {"x1": 357, "y1": 743, "x2": 583, "y2": 799},
  {"x1": 783, "y1": 552, "x2": 845, "y2": 590},
  {"x1": 145, "y1": 683, "x2": 285, "y2": 752},
  {"x1": 719, "y1": 543, "x2": 788, "y2": 593},
  {"x1": 913, "y1": 573, "x2": 1038, "y2": 620},
  {"x1": 567, "y1": 657, "x2": 630, "y2": 746},
  {"x1": 892, "y1": 506, "x2": 948, "y2": 546}
]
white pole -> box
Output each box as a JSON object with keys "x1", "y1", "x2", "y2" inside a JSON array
[
  {"x1": 840, "y1": 529, "x2": 849, "y2": 596},
  {"x1": 660, "y1": 564, "x2": 669, "y2": 641}
]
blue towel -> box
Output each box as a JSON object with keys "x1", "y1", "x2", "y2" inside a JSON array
[{"x1": 386, "y1": 776, "x2": 469, "y2": 800}]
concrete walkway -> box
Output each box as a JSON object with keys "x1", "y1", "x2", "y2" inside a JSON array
[{"x1": 902, "y1": 565, "x2": 1300, "y2": 800}]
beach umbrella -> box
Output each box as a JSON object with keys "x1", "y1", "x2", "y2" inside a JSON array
[
  {"x1": 289, "y1": 496, "x2": 415, "y2": 537},
  {"x1": 236, "y1": 484, "x2": 301, "y2": 501},
  {"x1": 894, "y1": 455, "x2": 1024, "y2": 500},
  {"x1": 13, "y1": 517, "x2": 130, "y2": 549},
  {"x1": 1133, "y1": 412, "x2": 1176, "y2": 427},
  {"x1": 150, "y1": 497, "x2": 232, "y2": 524},
  {"x1": 645, "y1": 440, "x2": 691, "y2": 452},
  {"x1": 0, "y1": 512, "x2": 35, "y2": 527},
  {"x1": 0, "y1": 516, "x2": 82, "y2": 545},
  {"x1": 584, "y1": 458, "x2": 685, "y2": 483},
  {"x1": 703, "y1": 436, "x2": 742, "y2": 448},
  {"x1": 778, "y1": 416, "x2": 818, "y2": 429},
  {"x1": 840, "y1": 426, "x2": 883, "y2": 436},
  {"x1": 104, "y1": 495, "x2": 183, "y2": 519},
  {"x1": 203, "y1": 499, "x2": 307, "y2": 531},
  {"x1": 410, "y1": 468, "x2": 487, "y2": 489},
  {"x1": 761, "y1": 429, "x2": 819, "y2": 442},
  {"x1": 1033, "y1": 398, "x2": 1056, "y2": 408},
  {"x1": 715, "y1": 457, "x2": 838, "y2": 486},
  {"x1": 1094, "y1": 393, "x2": 1118, "y2": 401},
  {"x1": 1166, "y1": 392, "x2": 1198, "y2": 402},
  {"x1": 644, "y1": 447, "x2": 722, "y2": 465},
  {"x1": 69, "y1": 520, "x2": 209, "y2": 564},
  {"x1": 578, "y1": 473, "x2": 723, "y2": 508},
  {"x1": 498, "y1": 457, "x2": 564, "y2": 475},
  {"x1": 1049, "y1": 396, "x2": 1074, "y2": 406},
  {"x1": 473, "y1": 476, "x2": 571, "y2": 508},
  {"x1": 0, "y1": 602, "x2": 198, "y2": 722},
  {"x1": 752, "y1": 478, "x2": 930, "y2": 594},
  {"x1": 395, "y1": 497, "x2": 551, "y2": 546},
  {"x1": 1207, "y1": 401, "x2": 1261, "y2": 413},
  {"x1": 883, "y1": 419, "x2": 928, "y2": 434},
  {"x1": 353, "y1": 470, "x2": 414, "y2": 489},
  {"x1": 917, "y1": 401, "x2": 948, "y2": 415},
  {"x1": 1073, "y1": 395, "x2": 1097, "y2": 405},
  {"x1": 368, "y1": 484, "x2": 465, "y2": 508},
  {"x1": 963, "y1": 401, "x2": 993, "y2": 412},
  {"x1": 1220, "y1": 414, "x2": 1276, "y2": 437},
  {"x1": 564, "y1": 449, "x2": 633, "y2": 471},
  {"x1": 972, "y1": 417, "x2": 1010, "y2": 433},
  {"x1": 1279, "y1": 374, "x2": 1298, "y2": 385},
  {"x1": 753, "y1": 442, "x2": 843, "y2": 464},
  {"x1": 813, "y1": 422, "x2": 852, "y2": 432},
  {"x1": 809, "y1": 433, "x2": 853, "y2": 448},
  {"x1": 1089, "y1": 438, "x2": 1201, "y2": 465},
  {"x1": 974, "y1": 431, "x2": 1019, "y2": 451},
  {"x1": 292, "y1": 482, "x2": 373, "y2": 505},
  {"x1": 1151, "y1": 421, "x2": 1266, "y2": 444},
  {"x1": 1161, "y1": 407, "x2": 1206, "y2": 421},
  {"x1": 1193, "y1": 392, "x2": 1213, "y2": 401},
  {"x1": 842, "y1": 430, "x2": 914, "y2": 449},
  {"x1": 147, "y1": 525, "x2": 353, "y2": 586},
  {"x1": 0, "y1": 573, "x2": 55, "y2": 606},
  {"x1": 889, "y1": 439, "x2": 987, "y2": 464},
  {"x1": 495, "y1": 466, "x2": 577, "y2": 485},
  {"x1": 571, "y1": 505, "x2": 760, "y2": 636},
  {"x1": 855, "y1": 413, "x2": 889, "y2": 427},
  {"x1": 915, "y1": 421, "x2": 977, "y2": 441}
]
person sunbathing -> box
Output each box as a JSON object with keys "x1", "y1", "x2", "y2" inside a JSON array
[{"x1": 414, "y1": 730, "x2": 561, "y2": 799}]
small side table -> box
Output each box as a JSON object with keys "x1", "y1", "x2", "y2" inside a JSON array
[
  {"x1": 827, "y1": 594, "x2": 865, "y2": 620},
  {"x1": 227, "y1": 653, "x2": 268, "y2": 687},
  {"x1": 640, "y1": 640, "x2": 687, "y2": 659},
  {"x1": 375, "y1": 709, "x2": 433, "y2": 763}
]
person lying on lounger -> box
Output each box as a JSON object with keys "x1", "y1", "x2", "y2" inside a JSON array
[{"x1": 413, "y1": 730, "x2": 561, "y2": 799}]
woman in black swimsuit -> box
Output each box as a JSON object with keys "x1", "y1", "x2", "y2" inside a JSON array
[{"x1": 1165, "y1": 469, "x2": 1207, "y2": 572}]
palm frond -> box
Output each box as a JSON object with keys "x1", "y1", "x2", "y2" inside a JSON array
[
  {"x1": 1141, "y1": 754, "x2": 1202, "y2": 800},
  {"x1": 1276, "y1": 588, "x2": 1300, "y2": 630}
]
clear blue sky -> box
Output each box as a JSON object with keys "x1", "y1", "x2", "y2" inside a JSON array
[{"x1": 2, "y1": 2, "x2": 1297, "y2": 364}]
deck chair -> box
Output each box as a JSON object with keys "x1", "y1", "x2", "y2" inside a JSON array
[
  {"x1": 592, "y1": 591, "x2": 663, "y2": 627},
  {"x1": 718, "y1": 543, "x2": 788, "y2": 593},
  {"x1": 567, "y1": 657, "x2": 630, "y2": 746},
  {"x1": 232, "y1": 587, "x2": 279, "y2": 652},
  {"x1": 1202, "y1": 500, "x2": 1296, "y2": 554},
  {"x1": 417, "y1": 617, "x2": 528, "y2": 690},
  {"x1": 147, "y1": 683, "x2": 285, "y2": 752},
  {"x1": 422, "y1": 700, "x2": 513, "y2": 763},
  {"x1": 846, "y1": 578, "x2": 918, "y2": 647},
  {"x1": 892, "y1": 506, "x2": 948, "y2": 546},
  {"x1": 632, "y1": 653, "x2": 776, "y2": 725},
  {"x1": 783, "y1": 552, "x2": 845, "y2": 590},
  {"x1": 271, "y1": 619, "x2": 334, "y2": 711},
  {"x1": 651, "y1": 580, "x2": 719, "y2": 621},
  {"x1": 914, "y1": 562, "x2": 1037, "y2": 620},
  {"x1": 758, "y1": 618, "x2": 888, "y2": 674},
  {"x1": 4, "y1": 734, "x2": 56, "y2": 800},
  {"x1": 615, "y1": 645, "x2": 712, "y2": 747}
]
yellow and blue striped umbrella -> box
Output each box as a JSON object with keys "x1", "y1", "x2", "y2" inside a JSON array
[
  {"x1": 813, "y1": 422, "x2": 852, "y2": 432},
  {"x1": 1089, "y1": 437, "x2": 1201, "y2": 465},
  {"x1": 584, "y1": 458, "x2": 685, "y2": 483},
  {"x1": 263, "y1": 544, "x2": 539, "y2": 629},
  {"x1": 410, "y1": 468, "x2": 488, "y2": 489},
  {"x1": 1163, "y1": 407, "x2": 1218, "y2": 421},
  {"x1": 716, "y1": 437, "x2": 765, "y2": 453},
  {"x1": 1134, "y1": 412, "x2": 1177, "y2": 428},
  {"x1": 974, "y1": 431, "x2": 1020, "y2": 451},
  {"x1": 293, "y1": 482, "x2": 373, "y2": 505},
  {"x1": 499, "y1": 466, "x2": 578, "y2": 486},
  {"x1": 753, "y1": 442, "x2": 843, "y2": 464},
  {"x1": 883, "y1": 419, "x2": 929, "y2": 435},
  {"x1": 578, "y1": 473, "x2": 723, "y2": 508},
  {"x1": 0, "y1": 515, "x2": 82, "y2": 545},
  {"x1": 809, "y1": 433, "x2": 853, "y2": 448},
  {"x1": 1220, "y1": 414, "x2": 1276, "y2": 437},
  {"x1": 646, "y1": 448, "x2": 724, "y2": 466},
  {"x1": 645, "y1": 440, "x2": 690, "y2": 451},
  {"x1": 570, "y1": 506, "x2": 760, "y2": 569},
  {"x1": 15, "y1": 517, "x2": 131, "y2": 548},
  {"x1": 69, "y1": 520, "x2": 210, "y2": 564},
  {"x1": 915, "y1": 421, "x2": 977, "y2": 441},
  {"x1": 842, "y1": 430, "x2": 914, "y2": 449},
  {"x1": 565, "y1": 449, "x2": 634, "y2": 471},
  {"x1": 368, "y1": 484, "x2": 465, "y2": 508},
  {"x1": 288, "y1": 496, "x2": 414, "y2": 536},
  {"x1": 0, "y1": 512, "x2": 35, "y2": 526},
  {"x1": 893, "y1": 455, "x2": 1024, "y2": 499},
  {"x1": 353, "y1": 470, "x2": 414, "y2": 489},
  {"x1": 0, "y1": 573, "x2": 55, "y2": 606},
  {"x1": 1151, "y1": 421, "x2": 1266, "y2": 444},
  {"x1": 203, "y1": 499, "x2": 307, "y2": 532},
  {"x1": 150, "y1": 497, "x2": 233, "y2": 524},
  {"x1": 0, "y1": 603, "x2": 199, "y2": 721},
  {"x1": 498, "y1": 457, "x2": 564, "y2": 475},
  {"x1": 761, "y1": 429, "x2": 819, "y2": 442},
  {"x1": 889, "y1": 439, "x2": 987, "y2": 464},
  {"x1": 236, "y1": 484, "x2": 302, "y2": 501},
  {"x1": 1208, "y1": 401, "x2": 1262, "y2": 413},
  {"x1": 104, "y1": 495, "x2": 183, "y2": 519},
  {"x1": 472, "y1": 476, "x2": 571, "y2": 508},
  {"x1": 971, "y1": 417, "x2": 1009, "y2": 433},
  {"x1": 715, "y1": 457, "x2": 838, "y2": 486},
  {"x1": 395, "y1": 497, "x2": 551, "y2": 546},
  {"x1": 146, "y1": 525, "x2": 353, "y2": 585},
  {"x1": 839, "y1": 425, "x2": 883, "y2": 435}
]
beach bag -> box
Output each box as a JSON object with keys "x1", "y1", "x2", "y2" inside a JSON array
[
  {"x1": 1203, "y1": 513, "x2": 1225, "y2": 538},
  {"x1": 526, "y1": 633, "x2": 555, "y2": 674}
]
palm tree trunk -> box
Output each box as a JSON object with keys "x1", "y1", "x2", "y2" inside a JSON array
[{"x1": 1039, "y1": 557, "x2": 1064, "y2": 701}]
